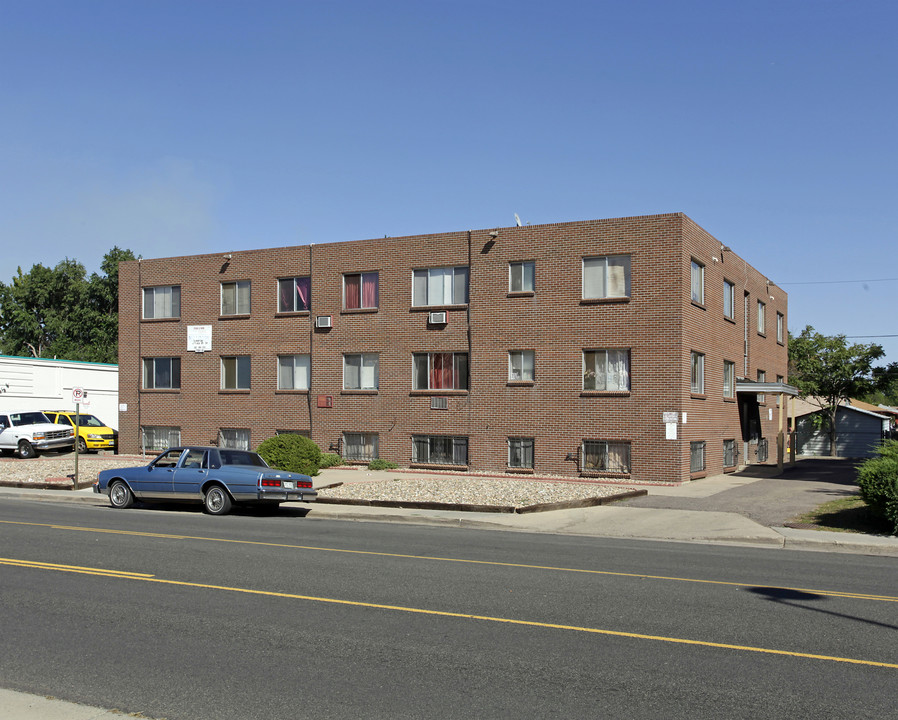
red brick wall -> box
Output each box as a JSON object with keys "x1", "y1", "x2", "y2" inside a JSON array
[{"x1": 118, "y1": 213, "x2": 788, "y2": 483}]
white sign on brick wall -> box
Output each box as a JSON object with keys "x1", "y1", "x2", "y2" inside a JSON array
[{"x1": 188, "y1": 325, "x2": 212, "y2": 353}]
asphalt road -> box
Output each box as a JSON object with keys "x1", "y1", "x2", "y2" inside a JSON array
[{"x1": 1, "y1": 499, "x2": 896, "y2": 719}]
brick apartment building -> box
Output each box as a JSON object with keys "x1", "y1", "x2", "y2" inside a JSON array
[{"x1": 117, "y1": 212, "x2": 792, "y2": 484}]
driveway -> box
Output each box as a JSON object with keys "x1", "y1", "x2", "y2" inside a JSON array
[{"x1": 618, "y1": 458, "x2": 862, "y2": 527}]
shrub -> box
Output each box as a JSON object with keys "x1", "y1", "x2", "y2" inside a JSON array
[
  {"x1": 368, "y1": 458, "x2": 398, "y2": 471},
  {"x1": 856, "y1": 440, "x2": 898, "y2": 535},
  {"x1": 257, "y1": 435, "x2": 323, "y2": 476},
  {"x1": 319, "y1": 452, "x2": 344, "y2": 469}
]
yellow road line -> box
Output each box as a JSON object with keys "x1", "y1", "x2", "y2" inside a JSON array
[
  {"x1": 1, "y1": 556, "x2": 896, "y2": 670},
  {"x1": 2, "y1": 519, "x2": 897, "y2": 603}
]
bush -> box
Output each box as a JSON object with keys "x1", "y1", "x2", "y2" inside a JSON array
[
  {"x1": 856, "y1": 440, "x2": 898, "y2": 535},
  {"x1": 257, "y1": 435, "x2": 323, "y2": 476},
  {"x1": 319, "y1": 452, "x2": 344, "y2": 469},
  {"x1": 368, "y1": 458, "x2": 398, "y2": 471}
]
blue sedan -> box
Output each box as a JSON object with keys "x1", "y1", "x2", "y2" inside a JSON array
[{"x1": 94, "y1": 446, "x2": 317, "y2": 515}]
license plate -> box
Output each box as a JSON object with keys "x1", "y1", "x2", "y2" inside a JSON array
[{"x1": 283, "y1": 481, "x2": 294, "y2": 489}]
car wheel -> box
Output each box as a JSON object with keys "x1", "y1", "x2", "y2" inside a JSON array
[
  {"x1": 17, "y1": 440, "x2": 36, "y2": 459},
  {"x1": 76, "y1": 437, "x2": 88, "y2": 454},
  {"x1": 108, "y1": 480, "x2": 134, "y2": 509},
  {"x1": 203, "y1": 485, "x2": 232, "y2": 515}
]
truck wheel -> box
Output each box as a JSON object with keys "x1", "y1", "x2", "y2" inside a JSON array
[
  {"x1": 108, "y1": 480, "x2": 134, "y2": 509},
  {"x1": 17, "y1": 440, "x2": 36, "y2": 459},
  {"x1": 203, "y1": 485, "x2": 232, "y2": 515},
  {"x1": 76, "y1": 437, "x2": 88, "y2": 454}
]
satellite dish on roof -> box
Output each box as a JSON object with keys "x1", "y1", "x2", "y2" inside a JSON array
[{"x1": 514, "y1": 213, "x2": 522, "y2": 227}]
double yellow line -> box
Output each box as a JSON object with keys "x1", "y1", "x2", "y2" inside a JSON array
[{"x1": 2, "y1": 554, "x2": 896, "y2": 670}]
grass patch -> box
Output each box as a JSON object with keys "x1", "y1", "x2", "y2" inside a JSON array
[{"x1": 790, "y1": 495, "x2": 894, "y2": 535}]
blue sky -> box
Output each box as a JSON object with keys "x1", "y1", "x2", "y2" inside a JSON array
[{"x1": 2, "y1": 0, "x2": 896, "y2": 365}]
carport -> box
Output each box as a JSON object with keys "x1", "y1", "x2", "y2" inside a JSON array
[{"x1": 735, "y1": 380, "x2": 799, "y2": 472}]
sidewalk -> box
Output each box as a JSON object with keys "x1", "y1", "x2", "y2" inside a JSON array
[{"x1": 1, "y1": 464, "x2": 896, "y2": 556}]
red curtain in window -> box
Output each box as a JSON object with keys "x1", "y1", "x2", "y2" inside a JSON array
[
  {"x1": 430, "y1": 353, "x2": 453, "y2": 389},
  {"x1": 362, "y1": 273, "x2": 378, "y2": 308},
  {"x1": 345, "y1": 275, "x2": 361, "y2": 309}
]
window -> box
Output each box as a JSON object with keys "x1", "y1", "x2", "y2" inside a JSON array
[
  {"x1": 509, "y1": 261, "x2": 535, "y2": 293},
  {"x1": 690, "y1": 441, "x2": 705, "y2": 473},
  {"x1": 278, "y1": 277, "x2": 311, "y2": 312},
  {"x1": 277, "y1": 354, "x2": 310, "y2": 390},
  {"x1": 413, "y1": 352, "x2": 469, "y2": 390},
  {"x1": 582, "y1": 255, "x2": 630, "y2": 299},
  {"x1": 219, "y1": 428, "x2": 251, "y2": 451},
  {"x1": 344, "y1": 353, "x2": 379, "y2": 390},
  {"x1": 344, "y1": 272, "x2": 379, "y2": 310},
  {"x1": 776, "y1": 312, "x2": 784, "y2": 343},
  {"x1": 691, "y1": 352, "x2": 705, "y2": 394},
  {"x1": 723, "y1": 360, "x2": 735, "y2": 398},
  {"x1": 413, "y1": 266, "x2": 469, "y2": 306},
  {"x1": 508, "y1": 437, "x2": 534, "y2": 469},
  {"x1": 141, "y1": 426, "x2": 180, "y2": 452},
  {"x1": 343, "y1": 433, "x2": 379, "y2": 462},
  {"x1": 508, "y1": 350, "x2": 535, "y2": 382},
  {"x1": 582, "y1": 441, "x2": 630, "y2": 473},
  {"x1": 583, "y1": 349, "x2": 630, "y2": 391},
  {"x1": 690, "y1": 260, "x2": 704, "y2": 304},
  {"x1": 221, "y1": 356, "x2": 250, "y2": 390},
  {"x1": 757, "y1": 370, "x2": 766, "y2": 403},
  {"x1": 723, "y1": 439, "x2": 737, "y2": 468},
  {"x1": 412, "y1": 435, "x2": 468, "y2": 465},
  {"x1": 221, "y1": 281, "x2": 250, "y2": 315},
  {"x1": 143, "y1": 357, "x2": 181, "y2": 390},
  {"x1": 757, "y1": 300, "x2": 766, "y2": 334},
  {"x1": 143, "y1": 285, "x2": 180, "y2": 319},
  {"x1": 723, "y1": 280, "x2": 735, "y2": 319}
]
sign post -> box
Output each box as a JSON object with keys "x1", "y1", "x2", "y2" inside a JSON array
[{"x1": 72, "y1": 387, "x2": 86, "y2": 487}]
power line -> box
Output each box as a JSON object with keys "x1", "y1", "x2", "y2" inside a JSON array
[
  {"x1": 846, "y1": 334, "x2": 898, "y2": 339},
  {"x1": 780, "y1": 277, "x2": 898, "y2": 286}
]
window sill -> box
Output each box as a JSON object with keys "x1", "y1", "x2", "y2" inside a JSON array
[
  {"x1": 691, "y1": 300, "x2": 706, "y2": 310},
  {"x1": 691, "y1": 393, "x2": 706, "y2": 400},
  {"x1": 341, "y1": 389, "x2": 379, "y2": 395},
  {"x1": 141, "y1": 317, "x2": 180, "y2": 323},
  {"x1": 580, "y1": 391, "x2": 630, "y2": 397},
  {"x1": 507, "y1": 381, "x2": 535, "y2": 387},
  {"x1": 410, "y1": 463, "x2": 468, "y2": 472},
  {"x1": 275, "y1": 389, "x2": 310, "y2": 395},
  {"x1": 579, "y1": 472, "x2": 631, "y2": 480},
  {"x1": 506, "y1": 467, "x2": 534, "y2": 475},
  {"x1": 506, "y1": 291, "x2": 535, "y2": 299},
  {"x1": 410, "y1": 304, "x2": 468, "y2": 312},
  {"x1": 777, "y1": 340, "x2": 785, "y2": 347},
  {"x1": 579, "y1": 297, "x2": 630, "y2": 306},
  {"x1": 341, "y1": 307, "x2": 378, "y2": 314},
  {"x1": 724, "y1": 316, "x2": 736, "y2": 324},
  {"x1": 724, "y1": 396, "x2": 737, "y2": 403},
  {"x1": 409, "y1": 390, "x2": 468, "y2": 396},
  {"x1": 690, "y1": 471, "x2": 707, "y2": 480},
  {"x1": 218, "y1": 389, "x2": 250, "y2": 394},
  {"x1": 140, "y1": 388, "x2": 181, "y2": 394},
  {"x1": 219, "y1": 314, "x2": 251, "y2": 321},
  {"x1": 275, "y1": 311, "x2": 310, "y2": 318},
  {"x1": 757, "y1": 332, "x2": 767, "y2": 339}
]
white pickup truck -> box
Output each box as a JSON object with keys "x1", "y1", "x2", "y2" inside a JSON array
[{"x1": 0, "y1": 410, "x2": 76, "y2": 459}]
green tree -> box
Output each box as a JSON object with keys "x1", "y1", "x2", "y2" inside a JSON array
[
  {"x1": 0, "y1": 247, "x2": 136, "y2": 363},
  {"x1": 789, "y1": 326, "x2": 886, "y2": 455}
]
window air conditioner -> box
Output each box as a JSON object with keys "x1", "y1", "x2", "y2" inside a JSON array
[
  {"x1": 431, "y1": 397, "x2": 449, "y2": 410},
  {"x1": 428, "y1": 311, "x2": 448, "y2": 325},
  {"x1": 315, "y1": 316, "x2": 332, "y2": 328}
]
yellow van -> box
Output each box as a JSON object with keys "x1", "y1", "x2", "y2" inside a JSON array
[{"x1": 43, "y1": 411, "x2": 118, "y2": 454}]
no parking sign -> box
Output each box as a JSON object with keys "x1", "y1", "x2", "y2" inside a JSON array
[{"x1": 72, "y1": 387, "x2": 89, "y2": 405}]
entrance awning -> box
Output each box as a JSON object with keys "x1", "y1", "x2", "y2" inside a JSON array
[{"x1": 736, "y1": 380, "x2": 799, "y2": 396}]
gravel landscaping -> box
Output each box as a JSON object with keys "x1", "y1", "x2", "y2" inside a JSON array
[
  {"x1": 0, "y1": 454, "x2": 147, "y2": 486},
  {"x1": 317, "y1": 477, "x2": 638, "y2": 509}
]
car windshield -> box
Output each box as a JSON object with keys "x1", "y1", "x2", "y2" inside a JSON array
[
  {"x1": 11, "y1": 412, "x2": 50, "y2": 425},
  {"x1": 219, "y1": 450, "x2": 269, "y2": 468},
  {"x1": 73, "y1": 414, "x2": 106, "y2": 427}
]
